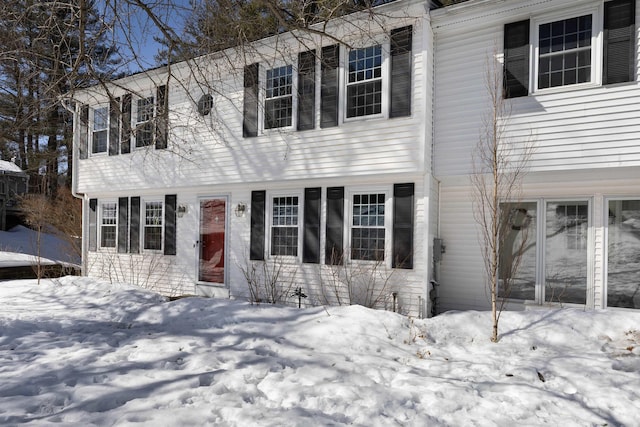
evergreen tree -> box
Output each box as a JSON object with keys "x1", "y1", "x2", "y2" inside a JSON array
[{"x1": 0, "y1": 0, "x2": 119, "y2": 195}]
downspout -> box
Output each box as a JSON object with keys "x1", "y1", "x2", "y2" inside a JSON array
[
  {"x1": 423, "y1": 7, "x2": 437, "y2": 318},
  {"x1": 61, "y1": 99, "x2": 88, "y2": 276},
  {"x1": 429, "y1": 8, "x2": 443, "y2": 316}
]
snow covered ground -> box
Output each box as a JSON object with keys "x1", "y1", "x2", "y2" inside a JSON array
[
  {"x1": 0, "y1": 276, "x2": 639, "y2": 426},
  {"x1": 0, "y1": 225, "x2": 79, "y2": 267}
]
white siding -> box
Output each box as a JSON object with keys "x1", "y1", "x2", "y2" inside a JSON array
[
  {"x1": 75, "y1": 12, "x2": 430, "y2": 195},
  {"x1": 433, "y1": 0, "x2": 640, "y2": 178},
  {"x1": 437, "y1": 168, "x2": 640, "y2": 312},
  {"x1": 85, "y1": 176, "x2": 430, "y2": 317}
]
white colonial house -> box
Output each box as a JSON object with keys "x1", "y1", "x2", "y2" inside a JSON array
[
  {"x1": 70, "y1": 0, "x2": 640, "y2": 316},
  {"x1": 432, "y1": 0, "x2": 640, "y2": 311},
  {"x1": 70, "y1": 0, "x2": 437, "y2": 317}
]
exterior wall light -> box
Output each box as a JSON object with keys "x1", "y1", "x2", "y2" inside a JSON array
[{"x1": 235, "y1": 202, "x2": 247, "y2": 217}]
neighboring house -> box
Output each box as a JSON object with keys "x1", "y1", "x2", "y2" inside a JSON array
[
  {"x1": 0, "y1": 159, "x2": 28, "y2": 231},
  {"x1": 432, "y1": 0, "x2": 640, "y2": 310},
  {"x1": 70, "y1": 0, "x2": 640, "y2": 316},
  {"x1": 70, "y1": 0, "x2": 438, "y2": 316}
]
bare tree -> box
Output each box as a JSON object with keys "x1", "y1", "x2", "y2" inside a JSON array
[
  {"x1": 471, "y1": 50, "x2": 534, "y2": 342},
  {"x1": 19, "y1": 194, "x2": 49, "y2": 283}
]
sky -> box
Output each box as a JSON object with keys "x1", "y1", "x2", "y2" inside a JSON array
[{"x1": 103, "y1": 0, "x2": 193, "y2": 72}]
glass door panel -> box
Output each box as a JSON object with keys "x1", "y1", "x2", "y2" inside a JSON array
[
  {"x1": 607, "y1": 200, "x2": 640, "y2": 309},
  {"x1": 199, "y1": 198, "x2": 226, "y2": 283},
  {"x1": 498, "y1": 202, "x2": 537, "y2": 300},
  {"x1": 544, "y1": 201, "x2": 588, "y2": 304}
]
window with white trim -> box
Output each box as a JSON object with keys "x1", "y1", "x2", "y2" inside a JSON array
[
  {"x1": 241, "y1": 25, "x2": 412, "y2": 136},
  {"x1": 100, "y1": 202, "x2": 117, "y2": 248},
  {"x1": 504, "y1": 0, "x2": 635, "y2": 98},
  {"x1": 497, "y1": 199, "x2": 589, "y2": 305},
  {"x1": 351, "y1": 193, "x2": 386, "y2": 261},
  {"x1": 537, "y1": 15, "x2": 593, "y2": 89},
  {"x1": 92, "y1": 106, "x2": 108, "y2": 154},
  {"x1": 265, "y1": 65, "x2": 293, "y2": 129},
  {"x1": 271, "y1": 196, "x2": 299, "y2": 256},
  {"x1": 347, "y1": 45, "x2": 383, "y2": 118},
  {"x1": 136, "y1": 96, "x2": 155, "y2": 147},
  {"x1": 144, "y1": 201, "x2": 163, "y2": 250}
]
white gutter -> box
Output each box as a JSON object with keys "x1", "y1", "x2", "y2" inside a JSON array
[{"x1": 60, "y1": 98, "x2": 88, "y2": 275}]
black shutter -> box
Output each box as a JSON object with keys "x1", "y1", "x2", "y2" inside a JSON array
[
  {"x1": 79, "y1": 105, "x2": 89, "y2": 160},
  {"x1": 117, "y1": 197, "x2": 129, "y2": 253},
  {"x1": 390, "y1": 26, "x2": 413, "y2": 118},
  {"x1": 155, "y1": 85, "x2": 168, "y2": 149},
  {"x1": 130, "y1": 196, "x2": 140, "y2": 254},
  {"x1": 392, "y1": 183, "x2": 414, "y2": 269},
  {"x1": 325, "y1": 187, "x2": 344, "y2": 265},
  {"x1": 164, "y1": 194, "x2": 177, "y2": 255},
  {"x1": 88, "y1": 198, "x2": 97, "y2": 251},
  {"x1": 604, "y1": 0, "x2": 635, "y2": 85},
  {"x1": 121, "y1": 94, "x2": 131, "y2": 154},
  {"x1": 109, "y1": 97, "x2": 120, "y2": 156},
  {"x1": 250, "y1": 190, "x2": 266, "y2": 260},
  {"x1": 243, "y1": 63, "x2": 259, "y2": 137},
  {"x1": 303, "y1": 187, "x2": 321, "y2": 263},
  {"x1": 298, "y1": 50, "x2": 316, "y2": 131},
  {"x1": 320, "y1": 45, "x2": 339, "y2": 128},
  {"x1": 504, "y1": 20, "x2": 530, "y2": 98}
]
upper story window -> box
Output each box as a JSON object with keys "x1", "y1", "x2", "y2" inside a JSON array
[
  {"x1": 504, "y1": 0, "x2": 635, "y2": 98},
  {"x1": 100, "y1": 202, "x2": 117, "y2": 248},
  {"x1": 92, "y1": 106, "x2": 109, "y2": 154},
  {"x1": 537, "y1": 15, "x2": 593, "y2": 89},
  {"x1": 78, "y1": 85, "x2": 167, "y2": 160},
  {"x1": 265, "y1": 65, "x2": 293, "y2": 129},
  {"x1": 144, "y1": 201, "x2": 163, "y2": 251},
  {"x1": 136, "y1": 96, "x2": 155, "y2": 147},
  {"x1": 347, "y1": 45, "x2": 383, "y2": 118},
  {"x1": 242, "y1": 25, "x2": 412, "y2": 137}
]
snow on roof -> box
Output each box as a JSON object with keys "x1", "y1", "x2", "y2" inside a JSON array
[{"x1": 0, "y1": 159, "x2": 24, "y2": 174}]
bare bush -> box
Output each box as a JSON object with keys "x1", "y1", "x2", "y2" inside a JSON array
[
  {"x1": 239, "y1": 256, "x2": 297, "y2": 305},
  {"x1": 319, "y1": 249, "x2": 399, "y2": 309}
]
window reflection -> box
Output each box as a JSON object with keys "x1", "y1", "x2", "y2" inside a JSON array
[{"x1": 608, "y1": 200, "x2": 640, "y2": 308}]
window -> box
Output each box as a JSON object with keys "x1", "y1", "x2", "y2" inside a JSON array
[
  {"x1": 347, "y1": 45, "x2": 383, "y2": 118},
  {"x1": 92, "y1": 106, "x2": 108, "y2": 154},
  {"x1": 504, "y1": 0, "x2": 635, "y2": 98},
  {"x1": 607, "y1": 199, "x2": 640, "y2": 308},
  {"x1": 351, "y1": 193, "x2": 385, "y2": 261},
  {"x1": 545, "y1": 201, "x2": 589, "y2": 304},
  {"x1": 144, "y1": 201, "x2": 163, "y2": 250},
  {"x1": 498, "y1": 202, "x2": 537, "y2": 300},
  {"x1": 498, "y1": 199, "x2": 589, "y2": 305},
  {"x1": 537, "y1": 15, "x2": 593, "y2": 89},
  {"x1": 271, "y1": 196, "x2": 299, "y2": 256},
  {"x1": 241, "y1": 26, "x2": 412, "y2": 135},
  {"x1": 265, "y1": 65, "x2": 293, "y2": 129},
  {"x1": 136, "y1": 96, "x2": 155, "y2": 147},
  {"x1": 100, "y1": 202, "x2": 117, "y2": 248}
]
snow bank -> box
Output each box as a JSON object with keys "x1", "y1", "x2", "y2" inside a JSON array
[{"x1": 0, "y1": 277, "x2": 638, "y2": 426}]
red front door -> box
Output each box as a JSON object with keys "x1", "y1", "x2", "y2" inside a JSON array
[{"x1": 199, "y1": 198, "x2": 226, "y2": 283}]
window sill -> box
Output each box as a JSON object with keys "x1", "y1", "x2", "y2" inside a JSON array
[
  {"x1": 343, "y1": 112, "x2": 386, "y2": 125},
  {"x1": 531, "y1": 81, "x2": 600, "y2": 96}
]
